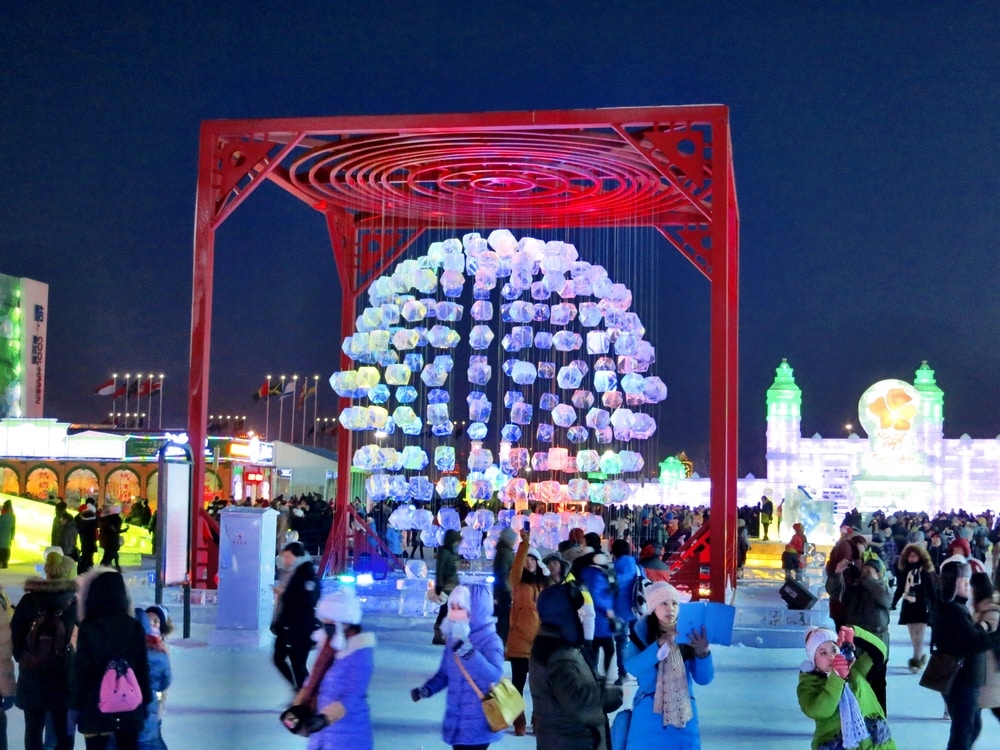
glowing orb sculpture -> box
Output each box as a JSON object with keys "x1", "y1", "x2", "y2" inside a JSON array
[{"x1": 334, "y1": 231, "x2": 667, "y2": 544}]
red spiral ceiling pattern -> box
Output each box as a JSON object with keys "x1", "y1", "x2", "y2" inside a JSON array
[{"x1": 287, "y1": 131, "x2": 702, "y2": 227}]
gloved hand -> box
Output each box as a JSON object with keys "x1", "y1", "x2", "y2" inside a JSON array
[
  {"x1": 609, "y1": 616, "x2": 625, "y2": 637},
  {"x1": 0, "y1": 695, "x2": 14, "y2": 711},
  {"x1": 411, "y1": 686, "x2": 430, "y2": 702},
  {"x1": 838, "y1": 626, "x2": 855, "y2": 646},
  {"x1": 688, "y1": 626, "x2": 711, "y2": 658},
  {"x1": 831, "y1": 654, "x2": 851, "y2": 679},
  {"x1": 452, "y1": 639, "x2": 473, "y2": 657},
  {"x1": 298, "y1": 712, "x2": 330, "y2": 736},
  {"x1": 280, "y1": 704, "x2": 312, "y2": 734}
]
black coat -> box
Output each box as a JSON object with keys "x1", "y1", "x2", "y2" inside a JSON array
[
  {"x1": 932, "y1": 596, "x2": 1000, "y2": 692},
  {"x1": 276, "y1": 559, "x2": 319, "y2": 645},
  {"x1": 98, "y1": 514, "x2": 122, "y2": 552},
  {"x1": 72, "y1": 613, "x2": 151, "y2": 733},
  {"x1": 11, "y1": 578, "x2": 78, "y2": 710},
  {"x1": 77, "y1": 512, "x2": 99, "y2": 555}
]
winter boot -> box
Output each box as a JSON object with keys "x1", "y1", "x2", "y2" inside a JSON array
[{"x1": 513, "y1": 713, "x2": 527, "y2": 736}]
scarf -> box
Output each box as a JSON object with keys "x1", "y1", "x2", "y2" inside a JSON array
[
  {"x1": 652, "y1": 631, "x2": 693, "y2": 728},
  {"x1": 838, "y1": 683, "x2": 869, "y2": 749}
]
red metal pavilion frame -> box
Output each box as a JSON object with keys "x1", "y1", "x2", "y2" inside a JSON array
[{"x1": 187, "y1": 106, "x2": 739, "y2": 601}]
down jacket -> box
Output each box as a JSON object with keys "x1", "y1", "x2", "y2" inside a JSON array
[
  {"x1": 307, "y1": 631, "x2": 376, "y2": 750},
  {"x1": 419, "y1": 583, "x2": 505, "y2": 747},
  {"x1": 623, "y1": 615, "x2": 714, "y2": 750},
  {"x1": 797, "y1": 626, "x2": 895, "y2": 750},
  {"x1": 11, "y1": 576, "x2": 78, "y2": 710},
  {"x1": 506, "y1": 540, "x2": 549, "y2": 659},
  {"x1": 70, "y1": 567, "x2": 152, "y2": 734}
]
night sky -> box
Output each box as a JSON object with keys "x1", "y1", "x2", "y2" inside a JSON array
[{"x1": 2, "y1": 3, "x2": 998, "y2": 477}]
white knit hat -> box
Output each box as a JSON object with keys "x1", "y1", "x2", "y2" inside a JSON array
[
  {"x1": 644, "y1": 581, "x2": 679, "y2": 613},
  {"x1": 316, "y1": 589, "x2": 362, "y2": 625},
  {"x1": 448, "y1": 584, "x2": 471, "y2": 611},
  {"x1": 803, "y1": 628, "x2": 838, "y2": 670}
]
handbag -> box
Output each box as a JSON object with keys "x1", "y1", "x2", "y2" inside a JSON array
[
  {"x1": 919, "y1": 645, "x2": 964, "y2": 695},
  {"x1": 280, "y1": 642, "x2": 336, "y2": 735},
  {"x1": 453, "y1": 653, "x2": 525, "y2": 731}
]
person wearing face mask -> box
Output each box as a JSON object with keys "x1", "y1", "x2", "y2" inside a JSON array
[
  {"x1": 286, "y1": 589, "x2": 375, "y2": 750},
  {"x1": 620, "y1": 582, "x2": 713, "y2": 749},
  {"x1": 410, "y1": 584, "x2": 504, "y2": 750},
  {"x1": 797, "y1": 625, "x2": 895, "y2": 750}
]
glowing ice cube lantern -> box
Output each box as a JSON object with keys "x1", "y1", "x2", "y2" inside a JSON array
[{"x1": 334, "y1": 230, "x2": 667, "y2": 551}]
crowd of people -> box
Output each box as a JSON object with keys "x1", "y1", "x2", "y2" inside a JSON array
[
  {"x1": 271, "y1": 520, "x2": 719, "y2": 750},
  {"x1": 0, "y1": 550, "x2": 172, "y2": 750},
  {"x1": 810, "y1": 506, "x2": 1000, "y2": 750}
]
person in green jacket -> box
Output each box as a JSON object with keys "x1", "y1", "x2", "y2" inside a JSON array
[{"x1": 797, "y1": 624, "x2": 896, "y2": 750}]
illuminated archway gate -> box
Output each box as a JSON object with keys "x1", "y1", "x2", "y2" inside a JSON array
[{"x1": 189, "y1": 106, "x2": 739, "y2": 601}]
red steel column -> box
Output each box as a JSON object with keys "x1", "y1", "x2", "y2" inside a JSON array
[
  {"x1": 708, "y1": 112, "x2": 740, "y2": 602},
  {"x1": 188, "y1": 124, "x2": 216, "y2": 588}
]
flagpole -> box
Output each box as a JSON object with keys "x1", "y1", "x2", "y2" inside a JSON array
[
  {"x1": 301, "y1": 380, "x2": 309, "y2": 444},
  {"x1": 146, "y1": 373, "x2": 154, "y2": 429},
  {"x1": 123, "y1": 373, "x2": 131, "y2": 428},
  {"x1": 278, "y1": 375, "x2": 286, "y2": 442},
  {"x1": 312, "y1": 374, "x2": 320, "y2": 447},
  {"x1": 290, "y1": 375, "x2": 299, "y2": 445},
  {"x1": 111, "y1": 373, "x2": 119, "y2": 426},
  {"x1": 158, "y1": 374, "x2": 164, "y2": 430},
  {"x1": 265, "y1": 374, "x2": 272, "y2": 442}
]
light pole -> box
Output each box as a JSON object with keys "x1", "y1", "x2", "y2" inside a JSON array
[
  {"x1": 278, "y1": 375, "x2": 287, "y2": 442},
  {"x1": 265, "y1": 374, "x2": 272, "y2": 441},
  {"x1": 290, "y1": 375, "x2": 299, "y2": 444},
  {"x1": 158, "y1": 373, "x2": 165, "y2": 429},
  {"x1": 123, "y1": 373, "x2": 131, "y2": 426},
  {"x1": 310, "y1": 374, "x2": 320, "y2": 446},
  {"x1": 111, "y1": 373, "x2": 119, "y2": 426}
]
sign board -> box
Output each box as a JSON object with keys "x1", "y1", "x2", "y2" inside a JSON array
[{"x1": 159, "y1": 459, "x2": 192, "y2": 586}]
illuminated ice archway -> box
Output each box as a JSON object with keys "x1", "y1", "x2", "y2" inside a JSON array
[{"x1": 332, "y1": 231, "x2": 667, "y2": 554}]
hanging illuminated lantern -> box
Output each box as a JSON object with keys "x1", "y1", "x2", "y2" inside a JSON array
[{"x1": 335, "y1": 230, "x2": 667, "y2": 527}]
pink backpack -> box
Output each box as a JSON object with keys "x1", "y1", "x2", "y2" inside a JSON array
[{"x1": 98, "y1": 658, "x2": 142, "y2": 713}]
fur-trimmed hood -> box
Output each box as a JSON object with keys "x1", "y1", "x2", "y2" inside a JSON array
[
  {"x1": 23, "y1": 577, "x2": 78, "y2": 595},
  {"x1": 75, "y1": 565, "x2": 133, "y2": 622}
]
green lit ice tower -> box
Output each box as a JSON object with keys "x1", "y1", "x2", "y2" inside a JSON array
[
  {"x1": 912, "y1": 361, "x2": 944, "y2": 457},
  {"x1": 0, "y1": 274, "x2": 22, "y2": 417},
  {"x1": 0, "y1": 272, "x2": 48, "y2": 419},
  {"x1": 766, "y1": 359, "x2": 802, "y2": 491}
]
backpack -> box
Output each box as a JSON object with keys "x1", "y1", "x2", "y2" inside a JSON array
[
  {"x1": 20, "y1": 600, "x2": 72, "y2": 671},
  {"x1": 630, "y1": 571, "x2": 654, "y2": 619},
  {"x1": 98, "y1": 658, "x2": 142, "y2": 713}
]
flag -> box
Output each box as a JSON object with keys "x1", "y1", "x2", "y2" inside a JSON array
[
  {"x1": 94, "y1": 378, "x2": 117, "y2": 396},
  {"x1": 251, "y1": 380, "x2": 268, "y2": 402},
  {"x1": 127, "y1": 376, "x2": 142, "y2": 396},
  {"x1": 252, "y1": 380, "x2": 284, "y2": 402},
  {"x1": 137, "y1": 379, "x2": 162, "y2": 397},
  {"x1": 280, "y1": 381, "x2": 296, "y2": 399},
  {"x1": 297, "y1": 384, "x2": 317, "y2": 410}
]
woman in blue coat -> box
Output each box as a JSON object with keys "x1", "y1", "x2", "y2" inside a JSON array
[
  {"x1": 623, "y1": 582, "x2": 713, "y2": 750},
  {"x1": 300, "y1": 589, "x2": 375, "y2": 750},
  {"x1": 411, "y1": 583, "x2": 505, "y2": 749}
]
